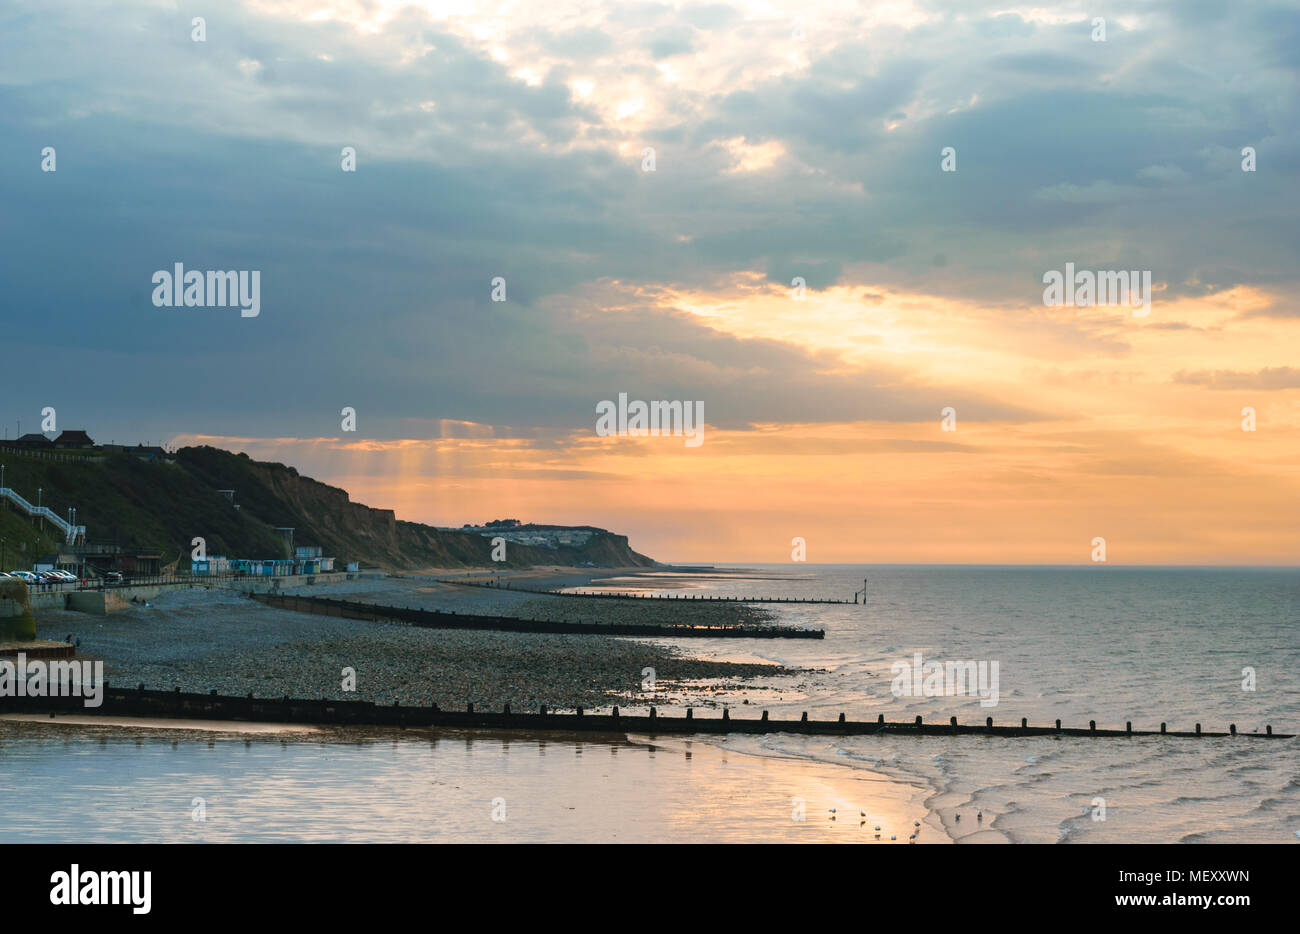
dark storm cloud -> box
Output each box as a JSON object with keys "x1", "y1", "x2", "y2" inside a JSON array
[{"x1": 0, "y1": 0, "x2": 1296, "y2": 444}]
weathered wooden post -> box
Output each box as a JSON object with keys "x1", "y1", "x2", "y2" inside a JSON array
[
  {"x1": 1126, "y1": 721, "x2": 1132, "y2": 734},
  {"x1": 1055, "y1": 719, "x2": 1061, "y2": 731},
  {"x1": 1195, "y1": 722, "x2": 1201, "y2": 736},
  {"x1": 503, "y1": 704, "x2": 510, "y2": 715},
  {"x1": 1089, "y1": 720, "x2": 1096, "y2": 732},
  {"x1": 685, "y1": 708, "x2": 692, "y2": 720},
  {"x1": 1021, "y1": 717, "x2": 1027, "y2": 730},
  {"x1": 466, "y1": 702, "x2": 474, "y2": 714},
  {"x1": 538, "y1": 704, "x2": 546, "y2": 716},
  {"x1": 576, "y1": 706, "x2": 583, "y2": 717},
  {"x1": 1229, "y1": 723, "x2": 1235, "y2": 735},
  {"x1": 1160, "y1": 722, "x2": 1167, "y2": 734},
  {"x1": 877, "y1": 714, "x2": 885, "y2": 724},
  {"x1": 761, "y1": 710, "x2": 768, "y2": 721},
  {"x1": 723, "y1": 708, "x2": 730, "y2": 721},
  {"x1": 986, "y1": 716, "x2": 993, "y2": 730},
  {"x1": 1267, "y1": 725, "x2": 1272, "y2": 735},
  {"x1": 649, "y1": 707, "x2": 656, "y2": 720},
  {"x1": 915, "y1": 715, "x2": 923, "y2": 727},
  {"x1": 612, "y1": 706, "x2": 619, "y2": 719},
  {"x1": 950, "y1": 716, "x2": 958, "y2": 729},
  {"x1": 800, "y1": 711, "x2": 808, "y2": 722}
]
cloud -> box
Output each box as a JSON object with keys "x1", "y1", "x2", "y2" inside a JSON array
[
  {"x1": 1, "y1": 0, "x2": 1298, "y2": 447},
  {"x1": 1173, "y1": 367, "x2": 1300, "y2": 390}
]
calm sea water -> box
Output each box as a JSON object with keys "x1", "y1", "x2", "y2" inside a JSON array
[
  {"x1": 2, "y1": 566, "x2": 1296, "y2": 843},
  {"x1": 603, "y1": 564, "x2": 1300, "y2": 842}
]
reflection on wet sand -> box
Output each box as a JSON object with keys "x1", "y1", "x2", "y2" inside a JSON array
[{"x1": 0, "y1": 719, "x2": 936, "y2": 844}]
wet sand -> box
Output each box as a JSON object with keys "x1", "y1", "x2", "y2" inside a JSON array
[
  {"x1": 0, "y1": 713, "x2": 324, "y2": 733},
  {"x1": 0, "y1": 717, "x2": 938, "y2": 843},
  {"x1": 10, "y1": 566, "x2": 944, "y2": 843}
]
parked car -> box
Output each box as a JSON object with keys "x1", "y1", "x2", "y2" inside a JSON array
[
  {"x1": 105, "y1": 571, "x2": 124, "y2": 584},
  {"x1": 0, "y1": 571, "x2": 11, "y2": 579},
  {"x1": 9, "y1": 570, "x2": 40, "y2": 583}
]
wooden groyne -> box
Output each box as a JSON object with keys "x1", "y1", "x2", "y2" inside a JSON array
[
  {"x1": 438, "y1": 578, "x2": 851, "y2": 605},
  {"x1": 0, "y1": 640, "x2": 75, "y2": 660},
  {"x1": 2, "y1": 686, "x2": 1291, "y2": 739},
  {"x1": 253, "y1": 592, "x2": 825, "y2": 639}
]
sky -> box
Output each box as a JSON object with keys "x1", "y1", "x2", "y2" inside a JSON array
[{"x1": 1, "y1": 0, "x2": 1298, "y2": 564}]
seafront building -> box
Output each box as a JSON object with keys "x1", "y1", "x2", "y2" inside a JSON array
[
  {"x1": 191, "y1": 549, "x2": 335, "y2": 577},
  {"x1": 3, "y1": 429, "x2": 175, "y2": 463}
]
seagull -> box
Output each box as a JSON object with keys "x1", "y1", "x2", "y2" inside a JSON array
[
  {"x1": 890, "y1": 835, "x2": 896, "y2": 840},
  {"x1": 914, "y1": 820, "x2": 920, "y2": 827},
  {"x1": 955, "y1": 814, "x2": 961, "y2": 822},
  {"x1": 875, "y1": 825, "x2": 881, "y2": 831}
]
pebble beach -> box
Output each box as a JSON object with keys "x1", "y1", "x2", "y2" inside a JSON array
[{"x1": 33, "y1": 571, "x2": 808, "y2": 713}]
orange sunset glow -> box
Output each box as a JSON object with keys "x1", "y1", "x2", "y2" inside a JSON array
[{"x1": 177, "y1": 278, "x2": 1300, "y2": 565}]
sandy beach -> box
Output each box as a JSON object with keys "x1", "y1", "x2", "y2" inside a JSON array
[
  {"x1": 9, "y1": 566, "x2": 954, "y2": 843},
  {"x1": 0, "y1": 717, "x2": 936, "y2": 844}
]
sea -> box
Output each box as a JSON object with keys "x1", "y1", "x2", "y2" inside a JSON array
[{"x1": 2, "y1": 565, "x2": 1296, "y2": 843}]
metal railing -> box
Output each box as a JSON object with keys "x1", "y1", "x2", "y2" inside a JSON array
[{"x1": 0, "y1": 485, "x2": 86, "y2": 544}]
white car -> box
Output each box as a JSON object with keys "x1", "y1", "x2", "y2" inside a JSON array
[{"x1": 9, "y1": 571, "x2": 39, "y2": 583}]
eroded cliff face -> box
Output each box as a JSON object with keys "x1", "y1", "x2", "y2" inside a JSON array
[
  {"x1": 3, "y1": 443, "x2": 653, "y2": 570},
  {"x1": 9, "y1": 444, "x2": 648, "y2": 570}
]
